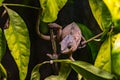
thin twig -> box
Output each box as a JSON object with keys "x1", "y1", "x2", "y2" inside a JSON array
[
  {"x1": 82, "y1": 25, "x2": 114, "y2": 45},
  {"x1": 3, "y1": 3, "x2": 39, "y2": 9},
  {"x1": 1, "y1": 10, "x2": 6, "y2": 17},
  {"x1": 82, "y1": 32, "x2": 103, "y2": 45}
]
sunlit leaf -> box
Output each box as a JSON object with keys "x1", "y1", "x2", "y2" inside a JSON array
[
  {"x1": 57, "y1": 63, "x2": 71, "y2": 80},
  {"x1": 94, "y1": 35, "x2": 111, "y2": 73},
  {"x1": 112, "y1": 33, "x2": 120, "y2": 78},
  {"x1": 4, "y1": 7, "x2": 30, "y2": 80},
  {"x1": 30, "y1": 64, "x2": 40, "y2": 80},
  {"x1": 0, "y1": 28, "x2": 6, "y2": 62},
  {"x1": 78, "y1": 74, "x2": 82, "y2": 80},
  {"x1": 103, "y1": 0, "x2": 120, "y2": 21},
  {"x1": 0, "y1": 0, "x2": 3, "y2": 6},
  {"x1": 77, "y1": 23, "x2": 99, "y2": 62},
  {"x1": 44, "y1": 75, "x2": 58, "y2": 80},
  {"x1": 103, "y1": 0, "x2": 120, "y2": 32},
  {"x1": 40, "y1": 0, "x2": 67, "y2": 22},
  {"x1": 0, "y1": 63, "x2": 7, "y2": 80},
  {"x1": 70, "y1": 61, "x2": 114, "y2": 80},
  {"x1": 89, "y1": 0, "x2": 112, "y2": 31}
]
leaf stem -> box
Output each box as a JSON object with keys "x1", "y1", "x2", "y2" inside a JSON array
[
  {"x1": 82, "y1": 32, "x2": 103, "y2": 45},
  {"x1": 3, "y1": 3, "x2": 39, "y2": 10},
  {"x1": 36, "y1": 10, "x2": 51, "y2": 40}
]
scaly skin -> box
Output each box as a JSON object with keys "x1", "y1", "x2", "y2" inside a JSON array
[{"x1": 48, "y1": 22, "x2": 86, "y2": 60}]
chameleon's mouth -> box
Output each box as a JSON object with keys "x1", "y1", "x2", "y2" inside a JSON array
[
  {"x1": 60, "y1": 34, "x2": 73, "y2": 54},
  {"x1": 61, "y1": 48, "x2": 70, "y2": 54}
]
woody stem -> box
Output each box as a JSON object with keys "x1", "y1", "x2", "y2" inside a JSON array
[
  {"x1": 50, "y1": 29, "x2": 59, "y2": 74},
  {"x1": 50, "y1": 29, "x2": 57, "y2": 55}
]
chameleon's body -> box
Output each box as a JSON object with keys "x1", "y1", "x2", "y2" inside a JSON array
[
  {"x1": 60, "y1": 22, "x2": 86, "y2": 54},
  {"x1": 48, "y1": 22, "x2": 86, "y2": 60}
]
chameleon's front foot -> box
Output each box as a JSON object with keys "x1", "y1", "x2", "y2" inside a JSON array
[
  {"x1": 69, "y1": 54, "x2": 75, "y2": 61},
  {"x1": 46, "y1": 53, "x2": 58, "y2": 60}
]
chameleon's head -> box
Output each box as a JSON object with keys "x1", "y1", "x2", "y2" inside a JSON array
[{"x1": 60, "y1": 34, "x2": 77, "y2": 54}]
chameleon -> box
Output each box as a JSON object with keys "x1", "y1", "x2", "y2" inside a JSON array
[{"x1": 48, "y1": 22, "x2": 86, "y2": 61}]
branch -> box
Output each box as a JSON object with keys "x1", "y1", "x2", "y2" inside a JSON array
[{"x1": 36, "y1": 10, "x2": 51, "y2": 40}]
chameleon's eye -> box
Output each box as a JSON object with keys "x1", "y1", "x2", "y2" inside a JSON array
[
  {"x1": 67, "y1": 40, "x2": 73, "y2": 49},
  {"x1": 67, "y1": 45, "x2": 71, "y2": 49}
]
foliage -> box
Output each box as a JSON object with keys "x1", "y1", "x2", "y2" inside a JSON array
[
  {"x1": 30, "y1": 59, "x2": 114, "y2": 80},
  {"x1": 40, "y1": 0, "x2": 67, "y2": 22},
  {"x1": 112, "y1": 33, "x2": 120, "y2": 79},
  {"x1": 77, "y1": 23, "x2": 99, "y2": 62},
  {"x1": 0, "y1": 0, "x2": 120, "y2": 80},
  {"x1": 103, "y1": 0, "x2": 120, "y2": 32},
  {"x1": 4, "y1": 6, "x2": 30, "y2": 80},
  {"x1": 44, "y1": 63, "x2": 71, "y2": 80},
  {"x1": 89, "y1": 0, "x2": 112, "y2": 31},
  {"x1": 0, "y1": 0, "x2": 3, "y2": 6},
  {"x1": 0, "y1": 28, "x2": 6, "y2": 80},
  {"x1": 94, "y1": 34, "x2": 111, "y2": 73},
  {"x1": 0, "y1": 63, "x2": 7, "y2": 80},
  {"x1": 0, "y1": 29, "x2": 6, "y2": 62},
  {"x1": 89, "y1": 0, "x2": 120, "y2": 79}
]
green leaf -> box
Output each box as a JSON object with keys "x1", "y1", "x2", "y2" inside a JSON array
[
  {"x1": 77, "y1": 23, "x2": 99, "y2": 62},
  {"x1": 44, "y1": 75, "x2": 58, "y2": 80},
  {"x1": 31, "y1": 60, "x2": 71, "y2": 80},
  {"x1": 30, "y1": 64, "x2": 40, "y2": 80},
  {"x1": 40, "y1": 0, "x2": 67, "y2": 22},
  {"x1": 0, "y1": 0, "x2": 3, "y2": 6},
  {"x1": 40, "y1": 21, "x2": 49, "y2": 34},
  {"x1": 31, "y1": 59, "x2": 114, "y2": 80},
  {"x1": 89, "y1": 0, "x2": 112, "y2": 31},
  {"x1": 112, "y1": 33, "x2": 120, "y2": 77},
  {"x1": 78, "y1": 74, "x2": 82, "y2": 80},
  {"x1": 103, "y1": 0, "x2": 120, "y2": 32},
  {"x1": 57, "y1": 63, "x2": 71, "y2": 80},
  {"x1": 30, "y1": 61, "x2": 50, "y2": 80},
  {"x1": 94, "y1": 35, "x2": 111, "y2": 73},
  {"x1": 45, "y1": 63, "x2": 71, "y2": 80},
  {"x1": 103, "y1": 0, "x2": 120, "y2": 21},
  {"x1": 0, "y1": 63, "x2": 7, "y2": 80},
  {"x1": 4, "y1": 7, "x2": 30, "y2": 80},
  {"x1": 0, "y1": 28, "x2": 6, "y2": 62},
  {"x1": 70, "y1": 61, "x2": 114, "y2": 80}
]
